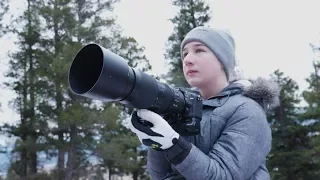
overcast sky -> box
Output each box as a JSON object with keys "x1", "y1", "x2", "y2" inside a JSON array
[{"x1": 1, "y1": 0, "x2": 320, "y2": 128}]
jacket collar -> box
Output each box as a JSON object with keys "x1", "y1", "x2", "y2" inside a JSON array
[
  {"x1": 199, "y1": 77, "x2": 281, "y2": 111},
  {"x1": 202, "y1": 83, "x2": 243, "y2": 107}
]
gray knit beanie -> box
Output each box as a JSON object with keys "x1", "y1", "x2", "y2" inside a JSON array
[{"x1": 180, "y1": 26, "x2": 236, "y2": 80}]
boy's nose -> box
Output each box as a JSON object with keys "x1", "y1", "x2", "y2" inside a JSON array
[{"x1": 183, "y1": 54, "x2": 195, "y2": 66}]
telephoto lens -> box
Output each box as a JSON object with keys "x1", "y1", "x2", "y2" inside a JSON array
[{"x1": 68, "y1": 43, "x2": 186, "y2": 115}]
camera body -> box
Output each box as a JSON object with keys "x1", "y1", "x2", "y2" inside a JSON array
[
  {"x1": 68, "y1": 43, "x2": 203, "y2": 136},
  {"x1": 162, "y1": 87, "x2": 202, "y2": 136}
]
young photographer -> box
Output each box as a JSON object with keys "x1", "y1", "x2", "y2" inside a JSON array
[{"x1": 128, "y1": 26, "x2": 280, "y2": 180}]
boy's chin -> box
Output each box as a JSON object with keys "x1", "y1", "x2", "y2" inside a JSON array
[{"x1": 187, "y1": 80, "x2": 202, "y2": 88}]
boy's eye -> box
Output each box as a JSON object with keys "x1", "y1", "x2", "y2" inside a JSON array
[
  {"x1": 196, "y1": 49, "x2": 204, "y2": 53},
  {"x1": 182, "y1": 52, "x2": 188, "y2": 59}
]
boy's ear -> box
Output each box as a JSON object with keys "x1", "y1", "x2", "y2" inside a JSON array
[{"x1": 219, "y1": 63, "x2": 229, "y2": 81}]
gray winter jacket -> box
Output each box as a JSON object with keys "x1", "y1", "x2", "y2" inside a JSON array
[{"x1": 146, "y1": 78, "x2": 280, "y2": 180}]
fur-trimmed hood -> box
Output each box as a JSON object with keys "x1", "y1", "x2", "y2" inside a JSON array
[{"x1": 232, "y1": 77, "x2": 281, "y2": 111}]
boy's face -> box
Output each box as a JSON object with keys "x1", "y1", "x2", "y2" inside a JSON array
[{"x1": 182, "y1": 41, "x2": 226, "y2": 88}]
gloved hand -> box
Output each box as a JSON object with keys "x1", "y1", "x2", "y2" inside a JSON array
[{"x1": 128, "y1": 109, "x2": 180, "y2": 150}]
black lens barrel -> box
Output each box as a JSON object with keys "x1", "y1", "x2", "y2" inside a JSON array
[{"x1": 68, "y1": 43, "x2": 185, "y2": 114}]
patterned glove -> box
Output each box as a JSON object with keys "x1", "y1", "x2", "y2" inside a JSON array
[
  {"x1": 129, "y1": 109, "x2": 180, "y2": 150},
  {"x1": 129, "y1": 109, "x2": 193, "y2": 165}
]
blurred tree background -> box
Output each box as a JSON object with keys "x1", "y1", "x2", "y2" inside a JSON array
[{"x1": 0, "y1": 0, "x2": 319, "y2": 180}]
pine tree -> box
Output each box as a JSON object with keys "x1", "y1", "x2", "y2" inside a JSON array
[
  {"x1": 300, "y1": 59, "x2": 320, "y2": 179},
  {"x1": 94, "y1": 31, "x2": 152, "y2": 180},
  {"x1": 164, "y1": 0, "x2": 211, "y2": 87},
  {"x1": 0, "y1": 0, "x2": 8, "y2": 36},
  {"x1": 302, "y1": 60, "x2": 320, "y2": 118},
  {"x1": 67, "y1": 1, "x2": 152, "y2": 179},
  {"x1": 34, "y1": 1, "x2": 77, "y2": 178},
  {"x1": 2, "y1": 0, "x2": 152, "y2": 179},
  {"x1": 2, "y1": 0, "x2": 47, "y2": 177},
  {"x1": 266, "y1": 70, "x2": 313, "y2": 180},
  {"x1": 266, "y1": 69, "x2": 320, "y2": 180},
  {"x1": 34, "y1": 0, "x2": 125, "y2": 179},
  {"x1": 113, "y1": 36, "x2": 152, "y2": 180},
  {"x1": 35, "y1": 0, "x2": 152, "y2": 179},
  {"x1": 268, "y1": 70, "x2": 300, "y2": 132}
]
